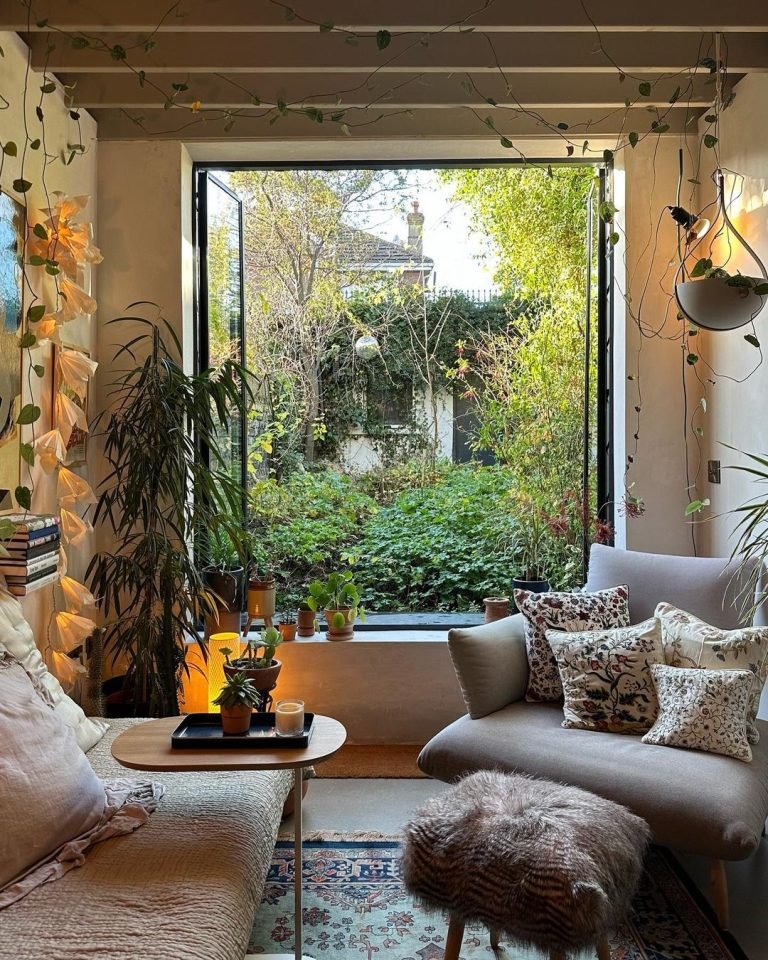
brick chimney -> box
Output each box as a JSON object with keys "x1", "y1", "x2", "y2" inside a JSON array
[{"x1": 406, "y1": 200, "x2": 424, "y2": 255}]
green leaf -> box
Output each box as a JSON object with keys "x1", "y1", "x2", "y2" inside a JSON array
[
  {"x1": 628, "y1": 131, "x2": 639, "y2": 148},
  {"x1": 69, "y1": 110, "x2": 81, "y2": 120},
  {"x1": 376, "y1": 30, "x2": 392, "y2": 50},
  {"x1": 71, "y1": 35, "x2": 89, "y2": 49},
  {"x1": 2, "y1": 141, "x2": 17, "y2": 156},
  {"x1": 704, "y1": 113, "x2": 717, "y2": 123},
  {"x1": 110, "y1": 44, "x2": 127, "y2": 60},
  {"x1": 744, "y1": 333, "x2": 761, "y2": 348},
  {"x1": 276, "y1": 98, "x2": 287, "y2": 114},
  {"x1": 27, "y1": 255, "x2": 45, "y2": 266},
  {"x1": 687, "y1": 177, "x2": 701, "y2": 185},
  {"x1": 138, "y1": 70, "x2": 146, "y2": 87},
  {"x1": 14, "y1": 486, "x2": 31, "y2": 511},
  {"x1": 319, "y1": 20, "x2": 334, "y2": 32},
  {"x1": 686, "y1": 353, "x2": 699, "y2": 365},
  {"x1": 32, "y1": 223, "x2": 48, "y2": 240},
  {"x1": 35, "y1": 106, "x2": 43, "y2": 122},
  {"x1": 27, "y1": 306, "x2": 45, "y2": 326},
  {"x1": 609, "y1": 232, "x2": 620, "y2": 246},
  {"x1": 753, "y1": 283, "x2": 768, "y2": 296},
  {"x1": 690, "y1": 257, "x2": 712, "y2": 278},
  {"x1": 653, "y1": 123, "x2": 670, "y2": 134},
  {"x1": 32, "y1": 363, "x2": 44, "y2": 378},
  {"x1": 703, "y1": 133, "x2": 718, "y2": 149},
  {"x1": 485, "y1": 97, "x2": 498, "y2": 106},
  {"x1": 18, "y1": 332, "x2": 37, "y2": 349},
  {"x1": 669, "y1": 85, "x2": 681, "y2": 104},
  {"x1": 685, "y1": 499, "x2": 704, "y2": 516},
  {"x1": 250, "y1": 94, "x2": 261, "y2": 106},
  {"x1": 45, "y1": 264, "x2": 60, "y2": 276},
  {"x1": 556, "y1": 122, "x2": 569, "y2": 130},
  {"x1": 499, "y1": 136, "x2": 513, "y2": 149},
  {"x1": 284, "y1": 6, "x2": 296, "y2": 20},
  {"x1": 29, "y1": 138, "x2": 40, "y2": 150},
  {"x1": 16, "y1": 403, "x2": 41, "y2": 425},
  {"x1": 13, "y1": 178, "x2": 32, "y2": 193},
  {"x1": 20, "y1": 443, "x2": 35, "y2": 467},
  {"x1": 40, "y1": 81, "x2": 56, "y2": 94},
  {"x1": 639, "y1": 81, "x2": 651, "y2": 96},
  {"x1": 603, "y1": 149, "x2": 614, "y2": 162},
  {"x1": 171, "y1": 82, "x2": 189, "y2": 92}
]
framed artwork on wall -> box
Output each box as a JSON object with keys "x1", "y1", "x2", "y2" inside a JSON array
[
  {"x1": 0, "y1": 193, "x2": 24, "y2": 510},
  {"x1": 53, "y1": 343, "x2": 90, "y2": 466}
]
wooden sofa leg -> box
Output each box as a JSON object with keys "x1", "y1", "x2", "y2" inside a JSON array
[
  {"x1": 489, "y1": 926, "x2": 500, "y2": 951},
  {"x1": 596, "y1": 940, "x2": 611, "y2": 960},
  {"x1": 709, "y1": 859, "x2": 730, "y2": 930},
  {"x1": 444, "y1": 915, "x2": 465, "y2": 960}
]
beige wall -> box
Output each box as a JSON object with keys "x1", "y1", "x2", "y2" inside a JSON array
[
  {"x1": 0, "y1": 32, "x2": 97, "y2": 638},
  {"x1": 695, "y1": 74, "x2": 768, "y2": 558}
]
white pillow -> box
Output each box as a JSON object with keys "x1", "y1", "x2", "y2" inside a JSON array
[{"x1": 0, "y1": 589, "x2": 107, "y2": 751}]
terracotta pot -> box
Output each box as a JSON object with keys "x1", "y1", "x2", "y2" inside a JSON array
[
  {"x1": 248, "y1": 576, "x2": 276, "y2": 620},
  {"x1": 297, "y1": 608, "x2": 317, "y2": 637},
  {"x1": 220, "y1": 703, "x2": 252, "y2": 735},
  {"x1": 324, "y1": 607, "x2": 357, "y2": 641},
  {"x1": 224, "y1": 658, "x2": 282, "y2": 692},
  {"x1": 279, "y1": 622, "x2": 298, "y2": 642},
  {"x1": 483, "y1": 596, "x2": 510, "y2": 623},
  {"x1": 512, "y1": 577, "x2": 550, "y2": 596}
]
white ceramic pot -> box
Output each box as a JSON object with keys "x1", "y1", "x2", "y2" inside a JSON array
[{"x1": 675, "y1": 277, "x2": 767, "y2": 332}]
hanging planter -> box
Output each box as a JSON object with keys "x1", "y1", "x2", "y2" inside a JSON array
[{"x1": 674, "y1": 171, "x2": 768, "y2": 332}]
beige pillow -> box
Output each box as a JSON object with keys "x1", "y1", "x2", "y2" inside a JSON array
[
  {"x1": 546, "y1": 618, "x2": 663, "y2": 733},
  {"x1": 656, "y1": 602, "x2": 768, "y2": 744},
  {"x1": 0, "y1": 588, "x2": 107, "y2": 751},
  {"x1": 643, "y1": 664, "x2": 753, "y2": 762}
]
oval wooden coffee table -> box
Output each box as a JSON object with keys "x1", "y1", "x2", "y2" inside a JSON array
[{"x1": 112, "y1": 714, "x2": 347, "y2": 960}]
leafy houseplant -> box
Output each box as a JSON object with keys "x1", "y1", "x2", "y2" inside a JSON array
[
  {"x1": 223, "y1": 626, "x2": 284, "y2": 692},
  {"x1": 306, "y1": 571, "x2": 365, "y2": 640},
  {"x1": 508, "y1": 498, "x2": 550, "y2": 594},
  {"x1": 202, "y1": 525, "x2": 245, "y2": 616},
  {"x1": 297, "y1": 601, "x2": 317, "y2": 637},
  {"x1": 213, "y1": 672, "x2": 260, "y2": 735},
  {"x1": 87, "y1": 312, "x2": 252, "y2": 717}
]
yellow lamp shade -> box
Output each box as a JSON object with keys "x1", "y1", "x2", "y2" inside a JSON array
[{"x1": 207, "y1": 632, "x2": 243, "y2": 712}]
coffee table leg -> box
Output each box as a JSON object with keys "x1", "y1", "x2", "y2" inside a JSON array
[{"x1": 294, "y1": 768, "x2": 303, "y2": 960}]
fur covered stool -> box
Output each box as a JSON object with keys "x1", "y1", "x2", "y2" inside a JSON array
[{"x1": 402, "y1": 770, "x2": 650, "y2": 960}]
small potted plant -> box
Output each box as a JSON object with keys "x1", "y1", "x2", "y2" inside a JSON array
[
  {"x1": 511, "y1": 503, "x2": 550, "y2": 594},
  {"x1": 278, "y1": 612, "x2": 297, "y2": 642},
  {"x1": 202, "y1": 527, "x2": 245, "y2": 617},
  {"x1": 297, "y1": 601, "x2": 317, "y2": 638},
  {"x1": 306, "y1": 571, "x2": 365, "y2": 641},
  {"x1": 222, "y1": 626, "x2": 283, "y2": 692},
  {"x1": 213, "y1": 672, "x2": 260, "y2": 735},
  {"x1": 247, "y1": 546, "x2": 277, "y2": 628},
  {"x1": 482, "y1": 596, "x2": 510, "y2": 622}
]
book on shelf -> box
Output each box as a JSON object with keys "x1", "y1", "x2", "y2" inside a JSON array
[
  {"x1": 0, "y1": 512, "x2": 60, "y2": 533},
  {"x1": 4, "y1": 569, "x2": 60, "y2": 597},
  {"x1": 3, "y1": 562, "x2": 61, "y2": 586},
  {"x1": 0, "y1": 553, "x2": 60, "y2": 577},
  {"x1": 4, "y1": 536, "x2": 61, "y2": 560},
  {"x1": 8, "y1": 522, "x2": 61, "y2": 544}
]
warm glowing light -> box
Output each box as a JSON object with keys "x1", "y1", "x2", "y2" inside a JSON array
[
  {"x1": 58, "y1": 348, "x2": 98, "y2": 399},
  {"x1": 60, "y1": 508, "x2": 92, "y2": 545},
  {"x1": 35, "y1": 430, "x2": 67, "y2": 473},
  {"x1": 60, "y1": 576, "x2": 96, "y2": 612},
  {"x1": 57, "y1": 468, "x2": 97, "y2": 508},
  {"x1": 55, "y1": 391, "x2": 88, "y2": 446},
  {"x1": 207, "y1": 632, "x2": 242, "y2": 712},
  {"x1": 54, "y1": 611, "x2": 97, "y2": 652}
]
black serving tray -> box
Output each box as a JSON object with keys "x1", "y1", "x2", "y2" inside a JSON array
[{"x1": 171, "y1": 712, "x2": 315, "y2": 749}]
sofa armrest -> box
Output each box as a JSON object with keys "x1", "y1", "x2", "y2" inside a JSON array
[{"x1": 447, "y1": 614, "x2": 529, "y2": 719}]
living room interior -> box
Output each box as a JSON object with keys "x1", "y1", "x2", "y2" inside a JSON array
[{"x1": 2, "y1": 3, "x2": 768, "y2": 960}]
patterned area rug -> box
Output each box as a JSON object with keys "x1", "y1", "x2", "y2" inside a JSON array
[{"x1": 249, "y1": 837, "x2": 748, "y2": 960}]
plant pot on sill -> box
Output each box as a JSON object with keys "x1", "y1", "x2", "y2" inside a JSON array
[
  {"x1": 220, "y1": 703, "x2": 253, "y2": 736},
  {"x1": 297, "y1": 607, "x2": 317, "y2": 637},
  {"x1": 202, "y1": 565, "x2": 244, "y2": 611},
  {"x1": 324, "y1": 607, "x2": 357, "y2": 641},
  {"x1": 279, "y1": 621, "x2": 298, "y2": 642},
  {"x1": 224, "y1": 658, "x2": 282, "y2": 692},
  {"x1": 512, "y1": 577, "x2": 550, "y2": 595},
  {"x1": 675, "y1": 276, "x2": 768, "y2": 332},
  {"x1": 248, "y1": 575, "x2": 276, "y2": 621},
  {"x1": 483, "y1": 596, "x2": 510, "y2": 623}
]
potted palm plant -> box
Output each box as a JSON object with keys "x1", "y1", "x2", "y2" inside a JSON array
[
  {"x1": 223, "y1": 626, "x2": 283, "y2": 692},
  {"x1": 502, "y1": 498, "x2": 550, "y2": 596},
  {"x1": 306, "y1": 571, "x2": 365, "y2": 641},
  {"x1": 213, "y1": 672, "x2": 260, "y2": 735}
]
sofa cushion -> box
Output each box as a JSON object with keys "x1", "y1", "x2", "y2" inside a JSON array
[
  {"x1": 0, "y1": 719, "x2": 294, "y2": 960},
  {"x1": 585, "y1": 544, "x2": 762, "y2": 629},
  {"x1": 418, "y1": 701, "x2": 768, "y2": 861}
]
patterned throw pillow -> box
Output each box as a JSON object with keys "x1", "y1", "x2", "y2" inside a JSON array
[
  {"x1": 656, "y1": 603, "x2": 768, "y2": 744},
  {"x1": 642, "y1": 664, "x2": 753, "y2": 762},
  {"x1": 546, "y1": 618, "x2": 663, "y2": 733},
  {"x1": 515, "y1": 585, "x2": 630, "y2": 702}
]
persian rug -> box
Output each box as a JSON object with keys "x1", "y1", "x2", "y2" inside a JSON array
[
  {"x1": 249, "y1": 837, "x2": 748, "y2": 960},
  {"x1": 314, "y1": 745, "x2": 426, "y2": 778}
]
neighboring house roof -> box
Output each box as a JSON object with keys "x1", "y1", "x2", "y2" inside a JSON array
[{"x1": 336, "y1": 225, "x2": 434, "y2": 275}]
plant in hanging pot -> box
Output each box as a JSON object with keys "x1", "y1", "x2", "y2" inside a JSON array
[
  {"x1": 223, "y1": 626, "x2": 283, "y2": 692},
  {"x1": 297, "y1": 601, "x2": 317, "y2": 638},
  {"x1": 213, "y1": 671, "x2": 260, "y2": 735},
  {"x1": 306, "y1": 571, "x2": 365, "y2": 641}
]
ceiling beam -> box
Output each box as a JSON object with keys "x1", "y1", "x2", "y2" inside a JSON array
[
  {"x1": 8, "y1": 0, "x2": 768, "y2": 32},
  {"x1": 25, "y1": 30, "x2": 768, "y2": 74},
  {"x1": 63, "y1": 71, "x2": 722, "y2": 110},
  {"x1": 91, "y1": 104, "x2": 696, "y2": 141}
]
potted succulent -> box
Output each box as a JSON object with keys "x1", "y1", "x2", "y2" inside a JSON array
[
  {"x1": 222, "y1": 626, "x2": 283, "y2": 692},
  {"x1": 213, "y1": 672, "x2": 260, "y2": 735},
  {"x1": 278, "y1": 612, "x2": 297, "y2": 643},
  {"x1": 306, "y1": 571, "x2": 365, "y2": 641},
  {"x1": 297, "y1": 601, "x2": 317, "y2": 638}
]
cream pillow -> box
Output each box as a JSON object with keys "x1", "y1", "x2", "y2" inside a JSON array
[
  {"x1": 0, "y1": 588, "x2": 107, "y2": 751},
  {"x1": 643, "y1": 664, "x2": 753, "y2": 762},
  {"x1": 655, "y1": 602, "x2": 768, "y2": 743},
  {"x1": 546, "y1": 618, "x2": 663, "y2": 733}
]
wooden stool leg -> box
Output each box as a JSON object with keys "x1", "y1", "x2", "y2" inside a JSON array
[
  {"x1": 444, "y1": 915, "x2": 465, "y2": 960},
  {"x1": 549, "y1": 951, "x2": 566, "y2": 960},
  {"x1": 490, "y1": 926, "x2": 500, "y2": 951},
  {"x1": 597, "y1": 939, "x2": 611, "y2": 960},
  {"x1": 709, "y1": 859, "x2": 730, "y2": 930}
]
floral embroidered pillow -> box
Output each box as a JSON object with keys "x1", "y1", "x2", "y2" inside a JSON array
[
  {"x1": 546, "y1": 618, "x2": 663, "y2": 733},
  {"x1": 643, "y1": 664, "x2": 753, "y2": 762},
  {"x1": 515, "y1": 585, "x2": 630, "y2": 702},
  {"x1": 655, "y1": 602, "x2": 768, "y2": 744}
]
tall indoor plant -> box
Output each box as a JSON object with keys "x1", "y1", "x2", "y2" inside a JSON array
[{"x1": 87, "y1": 310, "x2": 252, "y2": 716}]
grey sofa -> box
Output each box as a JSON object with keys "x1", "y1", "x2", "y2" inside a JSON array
[
  {"x1": 0, "y1": 718, "x2": 293, "y2": 960},
  {"x1": 419, "y1": 545, "x2": 768, "y2": 929}
]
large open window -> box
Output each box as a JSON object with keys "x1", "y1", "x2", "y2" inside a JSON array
[{"x1": 195, "y1": 161, "x2": 613, "y2": 617}]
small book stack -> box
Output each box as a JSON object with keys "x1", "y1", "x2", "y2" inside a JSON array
[{"x1": 0, "y1": 514, "x2": 62, "y2": 597}]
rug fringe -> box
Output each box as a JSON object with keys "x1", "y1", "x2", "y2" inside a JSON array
[{"x1": 277, "y1": 829, "x2": 403, "y2": 841}]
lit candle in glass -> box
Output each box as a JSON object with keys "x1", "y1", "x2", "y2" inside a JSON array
[{"x1": 275, "y1": 699, "x2": 305, "y2": 737}]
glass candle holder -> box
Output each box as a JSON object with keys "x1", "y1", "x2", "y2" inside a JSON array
[{"x1": 275, "y1": 699, "x2": 305, "y2": 737}]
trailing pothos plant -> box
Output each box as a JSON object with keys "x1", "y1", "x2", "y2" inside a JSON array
[{"x1": 86, "y1": 308, "x2": 252, "y2": 716}]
